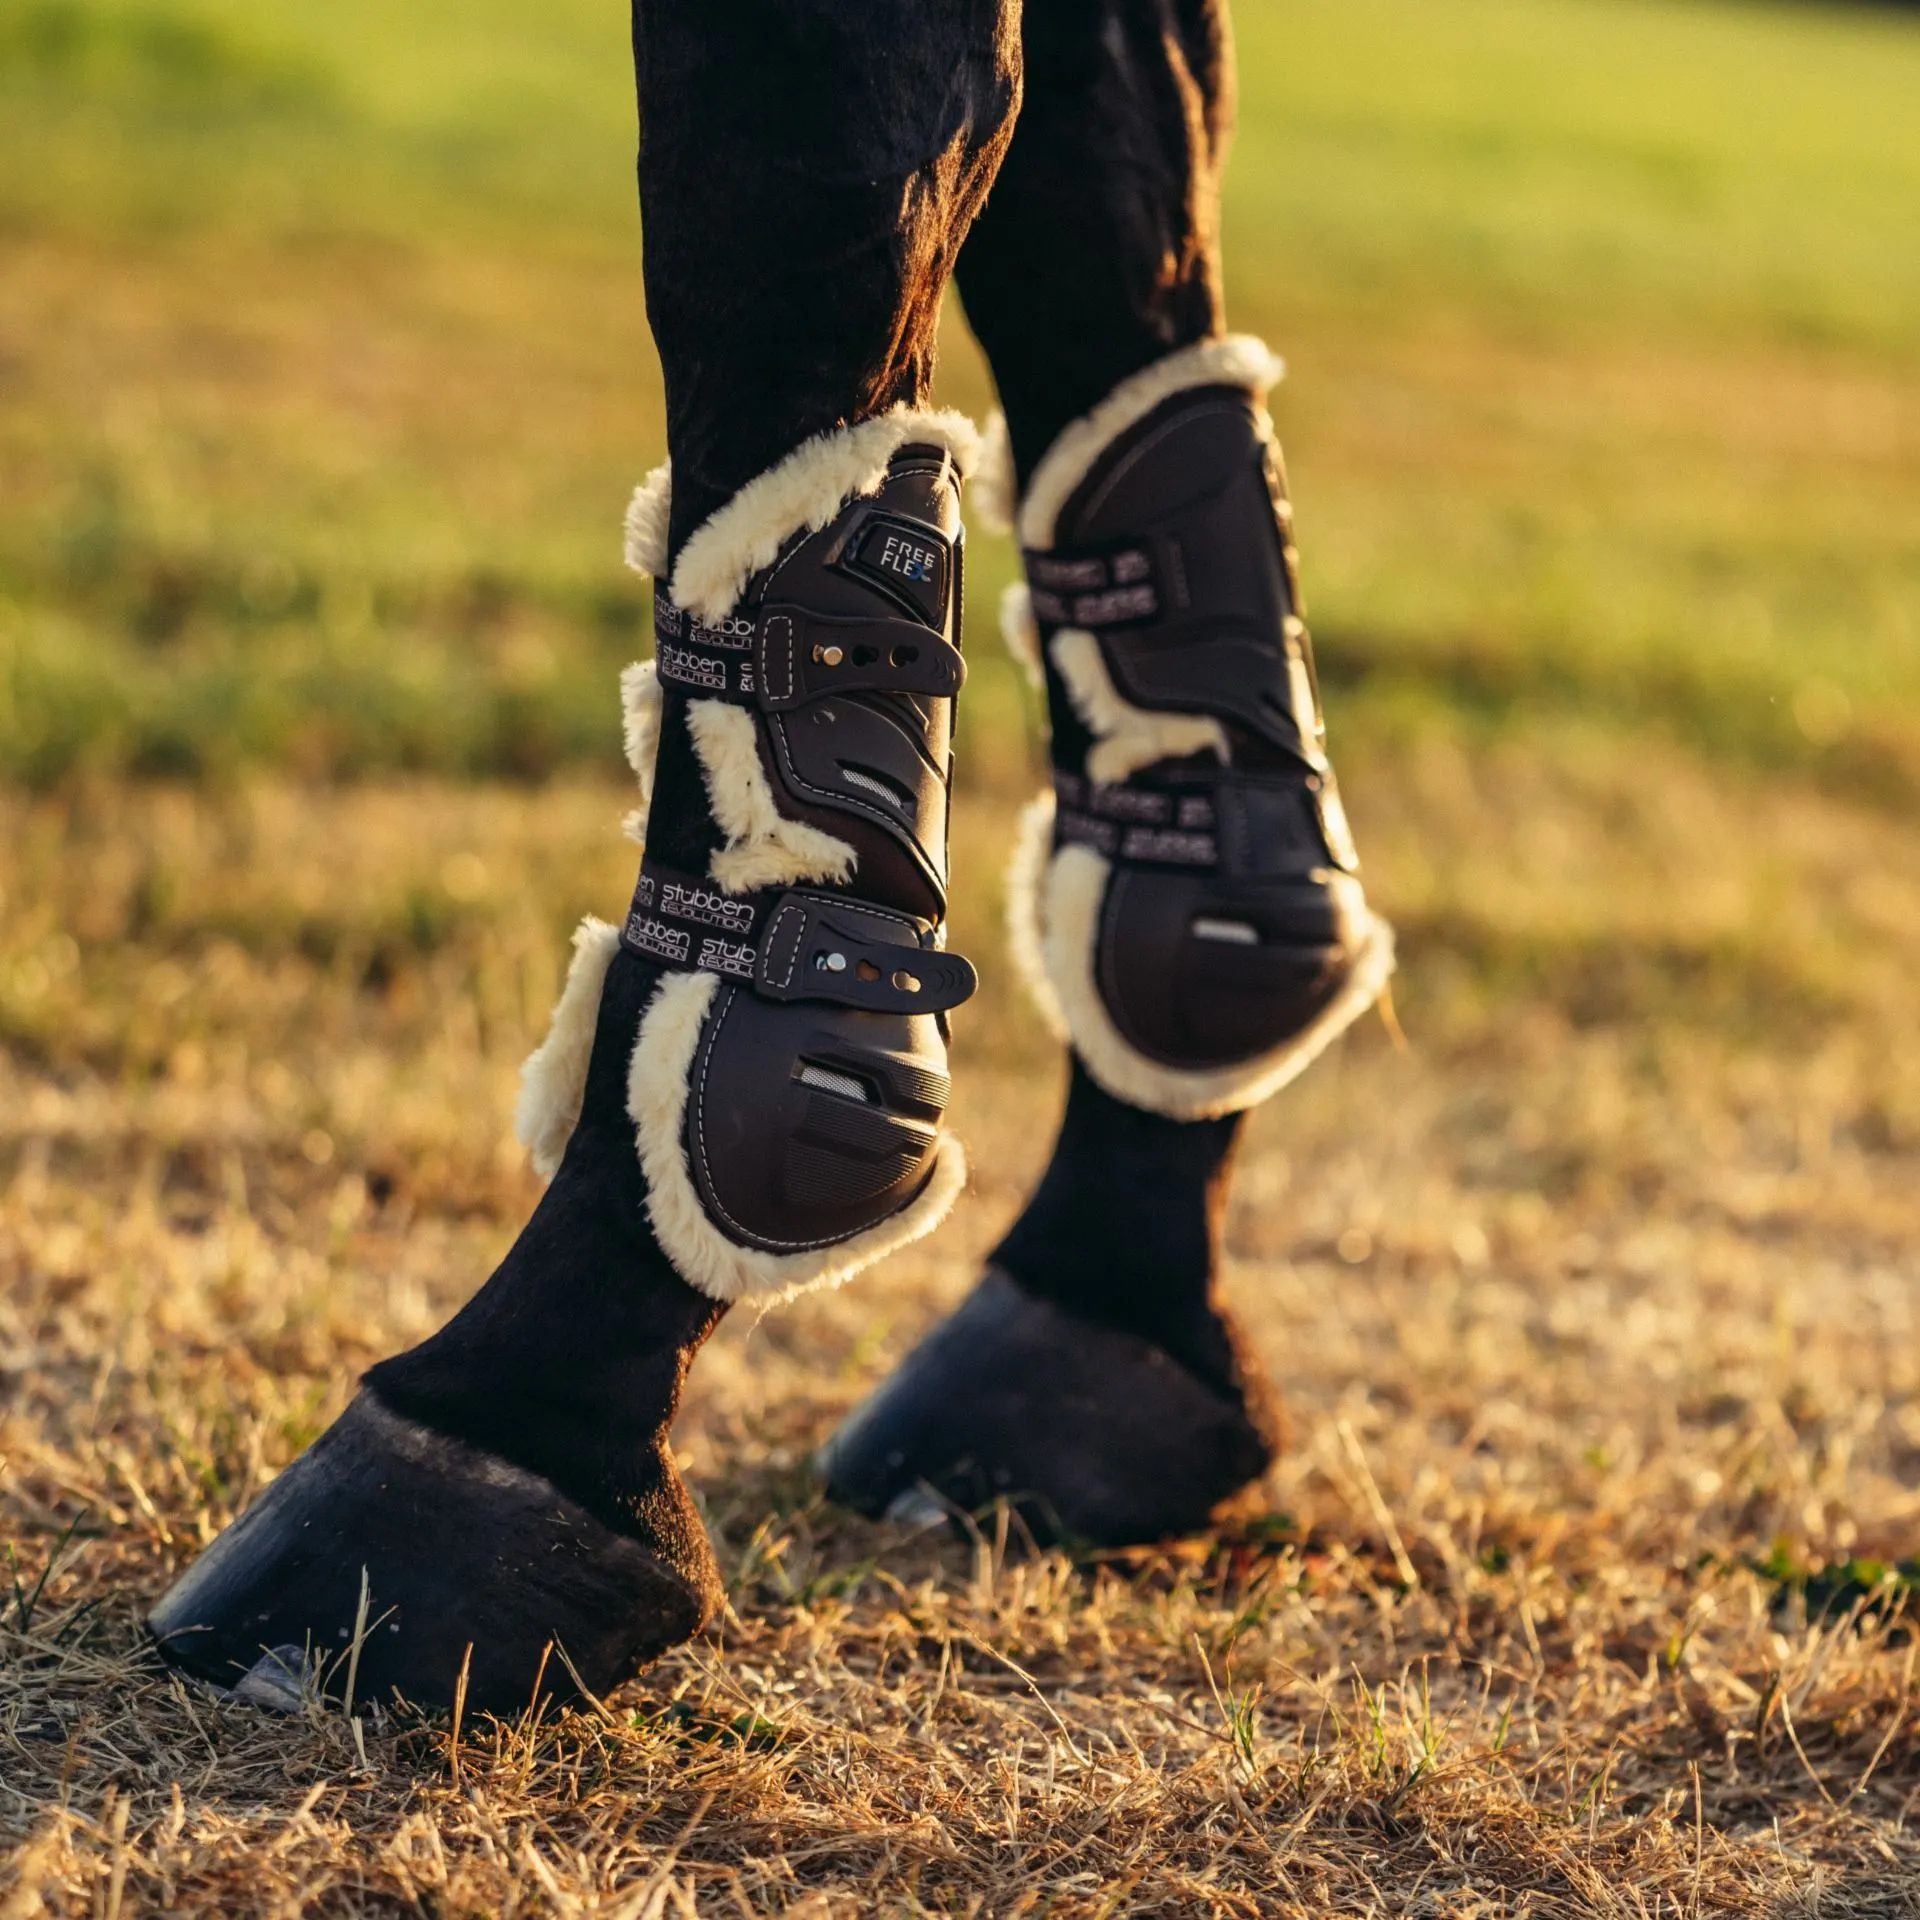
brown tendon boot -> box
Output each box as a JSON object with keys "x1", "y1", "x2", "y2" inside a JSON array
[
  {"x1": 151, "y1": 412, "x2": 983, "y2": 1713},
  {"x1": 822, "y1": 340, "x2": 1392, "y2": 1547}
]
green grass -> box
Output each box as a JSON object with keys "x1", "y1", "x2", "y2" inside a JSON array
[{"x1": 1, "y1": 0, "x2": 1917, "y2": 793}]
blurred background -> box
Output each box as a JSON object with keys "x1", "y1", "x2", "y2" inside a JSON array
[
  {"x1": 4, "y1": 0, "x2": 1916, "y2": 791},
  {"x1": 5, "y1": 2, "x2": 1920, "y2": 1902}
]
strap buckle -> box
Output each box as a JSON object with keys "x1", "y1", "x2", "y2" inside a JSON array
[
  {"x1": 652, "y1": 595, "x2": 965, "y2": 710},
  {"x1": 623, "y1": 863, "x2": 977, "y2": 1014},
  {"x1": 758, "y1": 610, "x2": 965, "y2": 710},
  {"x1": 754, "y1": 892, "x2": 976, "y2": 1013}
]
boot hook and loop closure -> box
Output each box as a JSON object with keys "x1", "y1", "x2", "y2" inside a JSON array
[
  {"x1": 1026, "y1": 510, "x2": 1359, "y2": 886},
  {"x1": 627, "y1": 499, "x2": 978, "y2": 1019}
]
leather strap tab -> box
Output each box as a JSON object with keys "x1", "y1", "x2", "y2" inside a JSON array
[
  {"x1": 757, "y1": 609, "x2": 966, "y2": 711},
  {"x1": 754, "y1": 892, "x2": 977, "y2": 1013},
  {"x1": 622, "y1": 862, "x2": 976, "y2": 1013},
  {"x1": 652, "y1": 595, "x2": 966, "y2": 711}
]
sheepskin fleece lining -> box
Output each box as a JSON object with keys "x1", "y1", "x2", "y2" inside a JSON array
[
  {"x1": 623, "y1": 462, "x2": 673, "y2": 580},
  {"x1": 1038, "y1": 842, "x2": 1396, "y2": 1119},
  {"x1": 1018, "y1": 335, "x2": 1285, "y2": 551},
  {"x1": 999, "y1": 583, "x2": 1044, "y2": 692},
  {"x1": 1004, "y1": 789, "x2": 1067, "y2": 1043},
  {"x1": 656, "y1": 408, "x2": 980, "y2": 625},
  {"x1": 620, "y1": 660, "x2": 663, "y2": 845},
  {"x1": 514, "y1": 917, "x2": 621, "y2": 1179},
  {"x1": 627, "y1": 970, "x2": 968, "y2": 1304},
  {"x1": 683, "y1": 699, "x2": 857, "y2": 894},
  {"x1": 971, "y1": 411, "x2": 1016, "y2": 537},
  {"x1": 1050, "y1": 628, "x2": 1230, "y2": 786}
]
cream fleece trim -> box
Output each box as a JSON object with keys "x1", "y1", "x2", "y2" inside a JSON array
[
  {"x1": 1050, "y1": 628, "x2": 1230, "y2": 786},
  {"x1": 972, "y1": 411, "x2": 1016, "y2": 537},
  {"x1": 515, "y1": 916, "x2": 621, "y2": 1179},
  {"x1": 664, "y1": 408, "x2": 981, "y2": 625},
  {"x1": 1000, "y1": 582, "x2": 1044, "y2": 692},
  {"x1": 996, "y1": 333, "x2": 1386, "y2": 1116},
  {"x1": 1018, "y1": 335, "x2": 1285, "y2": 551},
  {"x1": 628, "y1": 970, "x2": 968, "y2": 1304},
  {"x1": 1004, "y1": 789, "x2": 1067, "y2": 1042},
  {"x1": 620, "y1": 659, "x2": 663, "y2": 845},
  {"x1": 623, "y1": 461, "x2": 673, "y2": 579},
  {"x1": 1038, "y1": 842, "x2": 1396, "y2": 1119},
  {"x1": 626, "y1": 411, "x2": 976, "y2": 873},
  {"x1": 684, "y1": 699, "x2": 857, "y2": 894}
]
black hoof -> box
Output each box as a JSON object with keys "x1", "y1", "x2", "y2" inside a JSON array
[
  {"x1": 818, "y1": 1270, "x2": 1278, "y2": 1546},
  {"x1": 149, "y1": 1392, "x2": 720, "y2": 1716}
]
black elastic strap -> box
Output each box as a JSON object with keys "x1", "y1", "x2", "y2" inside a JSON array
[
  {"x1": 651, "y1": 595, "x2": 964, "y2": 708},
  {"x1": 622, "y1": 860, "x2": 976, "y2": 1013},
  {"x1": 1051, "y1": 770, "x2": 1338, "y2": 882},
  {"x1": 1022, "y1": 541, "x2": 1161, "y2": 629}
]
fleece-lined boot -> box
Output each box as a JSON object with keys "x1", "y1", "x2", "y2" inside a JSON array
[
  {"x1": 822, "y1": 338, "x2": 1391, "y2": 1546},
  {"x1": 150, "y1": 411, "x2": 982, "y2": 1713}
]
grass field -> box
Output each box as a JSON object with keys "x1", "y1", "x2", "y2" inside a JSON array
[{"x1": 4, "y1": 0, "x2": 1920, "y2": 1911}]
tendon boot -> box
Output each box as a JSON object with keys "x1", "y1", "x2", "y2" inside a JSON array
[
  {"x1": 823, "y1": 339, "x2": 1391, "y2": 1546},
  {"x1": 151, "y1": 410, "x2": 982, "y2": 1713}
]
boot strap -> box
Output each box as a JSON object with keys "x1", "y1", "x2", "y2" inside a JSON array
[
  {"x1": 621, "y1": 858, "x2": 976, "y2": 1014},
  {"x1": 1052, "y1": 770, "x2": 1356, "y2": 881},
  {"x1": 652, "y1": 595, "x2": 966, "y2": 708},
  {"x1": 1024, "y1": 492, "x2": 1322, "y2": 770},
  {"x1": 1023, "y1": 541, "x2": 1162, "y2": 629}
]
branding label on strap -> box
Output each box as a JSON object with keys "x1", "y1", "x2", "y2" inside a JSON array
[
  {"x1": 1054, "y1": 772, "x2": 1216, "y2": 832},
  {"x1": 1119, "y1": 827, "x2": 1218, "y2": 866},
  {"x1": 654, "y1": 600, "x2": 754, "y2": 650},
  {"x1": 624, "y1": 912, "x2": 692, "y2": 964},
  {"x1": 1025, "y1": 544, "x2": 1160, "y2": 629},
  {"x1": 656, "y1": 641, "x2": 732, "y2": 693},
  {"x1": 1030, "y1": 584, "x2": 1158, "y2": 628},
  {"x1": 1052, "y1": 772, "x2": 1223, "y2": 869},
  {"x1": 696, "y1": 935, "x2": 757, "y2": 979},
  {"x1": 618, "y1": 860, "x2": 972, "y2": 1012},
  {"x1": 1054, "y1": 769, "x2": 1346, "y2": 879},
  {"x1": 660, "y1": 880, "x2": 756, "y2": 933},
  {"x1": 624, "y1": 861, "x2": 775, "y2": 976},
  {"x1": 653, "y1": 598, "x2": 761, "y2": 700}
]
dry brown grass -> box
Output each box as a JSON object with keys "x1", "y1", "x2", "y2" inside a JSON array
[{"x1": 5, "y1": 724, "x2": 1920, "y2": 1915}]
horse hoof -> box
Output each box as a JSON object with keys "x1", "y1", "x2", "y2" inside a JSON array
[
  {"x1": 818, "y1": 1270, "x2": 1277, "y2": 1547},
  {"x1": 150, "y1": 1391, "x2": 720, "y2": 1716}
]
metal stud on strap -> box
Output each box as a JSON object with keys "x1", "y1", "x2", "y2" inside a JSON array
[
  {"x1": 651, "y1": 594, "x2": 965, "y2": 711},
  {"x1": 758, "y1": 610, "x2": 965, "y2": 710},
  {"x1": 754, "y1": 893, "x2": 976, "y2": 1013},
  {"x1": 621, "y1": 862, "x2": 977, "y2": 1014}
]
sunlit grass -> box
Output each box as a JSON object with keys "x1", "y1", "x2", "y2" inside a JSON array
[{"x1": 2, "y1": 0, "x2": 1916, "y2": 788}]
